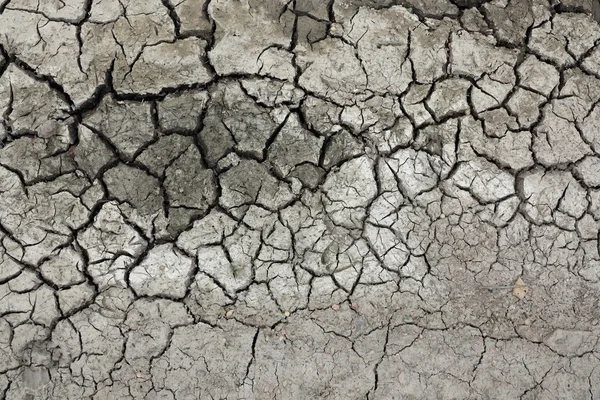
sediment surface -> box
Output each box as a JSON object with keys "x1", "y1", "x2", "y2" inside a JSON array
[{"x1": 2, "y1": 0, "x2": 600, "y2": 398}]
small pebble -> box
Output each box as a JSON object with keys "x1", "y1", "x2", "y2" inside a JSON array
[
  {"x1": 159, "y1": 265, "x2": 165, "y2": 271},
  {"x1": 332, "y1": 304, "x2": 340, "y2": 311},
  {"x1": 284, "y1": 311, "x2": 290, "y2": 317},
  {"x1": 226, "y1": 310, "x2": 234, "y2": 318}
]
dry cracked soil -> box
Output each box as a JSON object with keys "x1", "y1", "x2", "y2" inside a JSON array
[{"x1": 3, "y1": 0, "x2": 600, "y2": 398}]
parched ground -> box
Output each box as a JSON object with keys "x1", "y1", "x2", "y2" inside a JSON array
[{"x1": 3, "y1": 0, "x2": 600, "y2": 398}]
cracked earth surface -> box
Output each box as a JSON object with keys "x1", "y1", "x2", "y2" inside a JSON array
[{"x1": 3, "y1": 0, "x2": 600, "y2": 398}]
